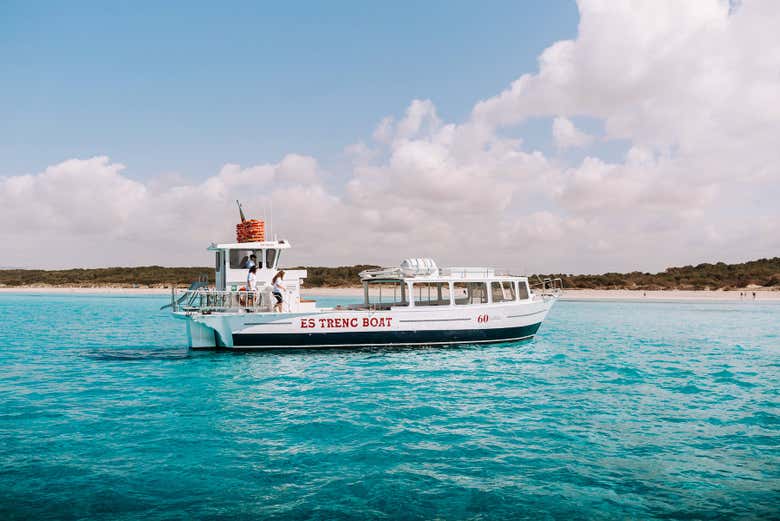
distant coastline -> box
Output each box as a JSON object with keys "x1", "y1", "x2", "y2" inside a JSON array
[
  {"x1": 0, "y1": 257, "x2": 780, "y2": 292},
  {"x1": 0, "y1": 286, "x2": 778, "y2": 303},
  {"x1": 1, "y1": 257, "x2": 778, "y2": 292}
]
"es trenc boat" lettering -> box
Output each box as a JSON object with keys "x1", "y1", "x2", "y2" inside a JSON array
[{"x1": 300, "y1": 317, "x2": 394, "y2": 329}]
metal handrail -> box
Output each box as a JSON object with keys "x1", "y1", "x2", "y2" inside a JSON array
[
  {"x1": 440, "y1": 267, "x2": 496, "y2": 278},
  {"x1": 530, "y1": 277, "x2": 564, "y2": 298},
  {"x1": 171, "y1": 289, "x2": 271, "y2": 313}
]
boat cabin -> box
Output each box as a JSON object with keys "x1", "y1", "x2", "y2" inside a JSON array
[
  {"x1": 359, "y1": 258, "x2": 532, "y2": 310},
  {"x1": 207, "y1": 240, "x2": 313, "y2": 313},
  {"x1": 209, "y1": 240, "x2": 291, "y2": 291}
]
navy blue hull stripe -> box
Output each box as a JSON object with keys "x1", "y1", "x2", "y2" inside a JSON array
[
  {"x1": 399, "y1": 318, "x2": 471, "y2": 323},
  {"x1": 232, "y1": 323, "x2": 542, "y2": 348},
  {"x1": 506, "y1": 310, "x2": 547, "y2": 318}
]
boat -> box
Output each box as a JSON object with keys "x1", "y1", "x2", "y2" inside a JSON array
[{"x1": 169, "y1": 213, "x2": 562, "y2": 350}]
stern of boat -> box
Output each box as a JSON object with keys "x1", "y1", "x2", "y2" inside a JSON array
[{"x1": 185, "y1": 317, "x2": 219, "y2": 349}]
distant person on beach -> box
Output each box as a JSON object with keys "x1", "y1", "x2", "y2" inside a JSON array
[
  {"x1": 272, "y1": 270, "x2": 286, "y2": 312},
  {"x1": 753, "y1": 292, "x2": 756, "y2": 300}
]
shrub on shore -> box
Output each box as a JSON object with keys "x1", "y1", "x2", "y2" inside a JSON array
[
  {"x1": 533, "y1": 257, "x2": 780, "y2": 290},
  {"x1": 2, "y1": 258, "x2": 778, "y2": 290}
]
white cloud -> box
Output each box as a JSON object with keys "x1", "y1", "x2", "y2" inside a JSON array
[
  {"x1": 2, "y1": 0, "x2": 779, "y2": 273},
  {"x1": 552, "y1": 117, "x2": 594, "y2": 149},
  {"x1": 1, "y1": 157, "x2": 147, "y2": 235}
]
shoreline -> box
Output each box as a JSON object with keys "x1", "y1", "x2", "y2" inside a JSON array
[
  {"x1": 560, "y1": 289, "x2": 779, "y2": 302},
  {"x1": 0, "y1": 286, "x2": 778, "y2": 302}
]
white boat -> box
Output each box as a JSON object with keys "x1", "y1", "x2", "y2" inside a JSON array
[{"x1": 170, "y1": 225, "x2": 562, "y2": 350}]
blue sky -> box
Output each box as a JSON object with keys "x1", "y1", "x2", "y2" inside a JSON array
[
  {"x1": 2, "y1": 1, "x2": 777, "y2": 271},
  {"x1": 1, "y1": 1, "x2": 578, "y2": 180}
]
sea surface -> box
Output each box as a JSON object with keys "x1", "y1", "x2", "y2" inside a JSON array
[{"x1": 0, "y1": 293, "x2": 778, "y2": 520}]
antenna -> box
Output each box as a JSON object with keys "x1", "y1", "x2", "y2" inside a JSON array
[
  {"x1": 269, "y1": 198, "x2": 273, "y2": 240},
  {"x1": 236, "y1": 200, "x2": 246, "y2": 223}
]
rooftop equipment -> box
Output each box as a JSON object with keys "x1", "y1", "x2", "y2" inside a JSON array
[{"x1": 235, "y1": 200, "x2": 265, "y2": 242}]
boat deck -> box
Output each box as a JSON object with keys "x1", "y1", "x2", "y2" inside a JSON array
[{"x1": 170, "y1": 277, "x2": 564, "y2": 315}]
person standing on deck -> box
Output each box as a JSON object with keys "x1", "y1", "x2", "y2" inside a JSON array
[
  {"x1": 272, "y1": 270, "x2": 286, "y2": 312},
  {"x1": 246, "y1": 266, "x2": 258, "y2": 306},
  {"x1": 247, "y1": 266, "x2": 258, "y2": 292}
]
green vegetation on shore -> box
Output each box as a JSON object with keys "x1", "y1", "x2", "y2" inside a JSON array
[
  {"x1": 0, "y1": 265, "x2": 380, "y2": 288},
  {"x1": 0, "y1": 266, "x2": 215, "y2": 287},
  {"x1": 289, "y1": 265, "x2": 380, "y2": 287},
  {"x1": 0, "y1": 258, "x2": 778, "y2": 290},
  {"x1": 534, "y1": 257, "x2": 780, "y2": 290}
]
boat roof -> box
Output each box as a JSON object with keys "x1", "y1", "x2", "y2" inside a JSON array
[
  {"x1": 208, "y1": 240, "x2": 291, "y2": 251},
  {"x1": 360, "y1": 266, "x2": 527, "y2": 282}
]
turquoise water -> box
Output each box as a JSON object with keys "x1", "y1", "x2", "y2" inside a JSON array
[{"x1": 1, "y1": 294, "x2": 778, "y2": 520}]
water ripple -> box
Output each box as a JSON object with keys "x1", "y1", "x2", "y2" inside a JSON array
[{"x1": 0, "y1": 295, "x2": 778, "y2": 520}]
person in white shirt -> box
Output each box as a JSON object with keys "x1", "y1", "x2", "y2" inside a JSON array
[
  {"x1": 272, "y1": 270, "x2": 286, "y2": 312},
  {"x1": 246, "y1": 266, "x2": 258, "y2": 306}
]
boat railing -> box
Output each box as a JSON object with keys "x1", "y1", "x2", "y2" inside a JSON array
[
  {"x1": 530, "y1": 277, "x2": 564, "y2": 299},
  {"x1": 439, "y1": 267, "x2": 498, "y2": 278},
  {"x1": 170, "y1": 288, "x2": 273, "y2": 313}
]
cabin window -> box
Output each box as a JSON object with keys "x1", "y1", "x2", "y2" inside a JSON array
[
  {"x1": 453, "y1": 282, "x2": 488, "y2": 305},
  {"x1": 412, "y1": 282, "x2": 451, "y2": 306},
  {"x1": 491, "y1": 281, "x2": 516, "y2": 303},
  {"x1": 266, "y1": 249, "x2": 277, "y2": 269},
  {"x1": 229, "y1": 249, "x2": 261, "y2": 269},
  {"x1": 517, "y1": 281, "x2": 530, "y2": 300},
  {"x1": 215, "y1": 252, "x2": 222, "y2": 272},
  {"x1": 365, "y1": 280, "x2": 408, "y2": 309}
]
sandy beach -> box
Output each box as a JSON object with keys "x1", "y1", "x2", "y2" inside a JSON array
[
  {"x1": 1, "y1": 286, "x2": 778, "y2": 302},
  {"x1": 0, "y1": 286, "x2": 174, "y2": 295},
  {"x1": 560, "y1": 289, "x2": 779, "y2": 302}
]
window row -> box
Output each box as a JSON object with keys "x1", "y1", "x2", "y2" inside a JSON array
[
  {"x1": 222, "y1": 249, "x2": 280, "y2": 270},
  {"x1": 365, "y1": 281, "x2": 530, "y2": 307}
]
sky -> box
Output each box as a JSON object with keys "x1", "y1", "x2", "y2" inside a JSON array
[{"x1": 1, "y1": 0, "x2": 779, "y2": 273}]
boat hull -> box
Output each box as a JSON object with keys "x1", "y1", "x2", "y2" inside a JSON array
[
  {"x1": 175, "y1": 297, "x2": 556, "y2": 350},
  {"x1": 231, "y1": 322, "x2": 541, "y2": 349}
]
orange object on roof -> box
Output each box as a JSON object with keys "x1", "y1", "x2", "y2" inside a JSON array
[{"x1": 236, "y1": 219, "x2": 265, "y2": 242}]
